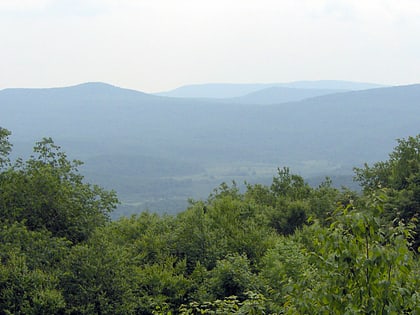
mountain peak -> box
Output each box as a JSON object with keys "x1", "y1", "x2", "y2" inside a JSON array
[
  {"x1": 71, "y1": 82, "x2": 117, "y2": 89},
  {"x1": 0, "y1": 82, "x2": 157, "y2": 100}
]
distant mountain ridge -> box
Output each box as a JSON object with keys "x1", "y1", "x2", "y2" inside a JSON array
[
  {"x1": 156, "y1": 80, "x2": 386, "y2": 98},
  {"x1": 1, "y1": 81, "x2": 418, "y2": 216},
  {"x1": 226, "y1": 86, "x2": 347, "y2": 105},
  {"x1": 296, "y1": 83, "x2": 420, "y2": 107},
  {"x1": 0, "y1": 82, "x2": 159, "y2": 103}
]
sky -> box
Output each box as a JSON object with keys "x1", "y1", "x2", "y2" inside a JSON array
[{"x1": 0, "y1": 0, "x2": 419, "y2": 92}]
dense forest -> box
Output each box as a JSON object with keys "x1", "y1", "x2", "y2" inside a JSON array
[{"x1": 0, "y1": 127, "x2": 419, "y2": 314}]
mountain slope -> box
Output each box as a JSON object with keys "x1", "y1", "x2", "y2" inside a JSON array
[
  {"x1": 227, "y1": 86, "x2": 346, "y2": 105},
  {"x1": 1, "y1": 82, "x2": 418, "y2": 167},
  {"x1": 0, "y1": 82, "x2": 160, "y2": 105},
  {"x1": 156, "y1": 80, "x2": 385, "y2": 98},
  {"x1": 1, "y1": 82, "x2": 418, "y2": 215}
]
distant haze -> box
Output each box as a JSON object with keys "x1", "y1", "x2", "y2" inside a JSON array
[
  {"x1": 1, "y1": 82, "x2": 419, "y2": 216},
  {"x1": 1, "y1": 0, "x2": 420, "y2": 92},
  {"x1": 156, "y1": 81, "x2": 385, "y2": 99}
]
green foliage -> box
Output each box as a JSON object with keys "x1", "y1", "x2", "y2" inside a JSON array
[
  {"x1": 271, "y1": 167, "x2": 311, "y2": 201},
  {"x1": 206, "y1": 254, "x2": 260, "y2": 302},
  {"x1": 172, "y1": 202, "x2": 215, "y2": 272},
  {"x1": 355, "y1": 134, "x2": 420, "y2": 251},
  {"x1": 0, "y1": 251, "x2": 66, "y2": 315},
  {"x1": 203, "y1": 192, "x2": 275, "y2": 267},
  {"x1": 0, "y1": 222, "x2": 70, "y2": 271},
  {"x1": 179, "y1": 295, "x2": 240, "y2": 314},
  {"x1": 59, "y1": 235, "x2": 136, "y2": 314},
  {"x1": 245, "y1": 170, "x2": 345, "y2": 235},
  {"x1": 0, "y1": 127, "x2": 12, "y2": 169},
  {"x1": 132, "y1": 257, "x2": 191, "y2": 314},
  {"x1": 355, "y1": 135, "x2": 420, "y2": 191},
  {"x1": 308, "y1": 177, "x2": 342, "y2": 223},
  {"x1": 174, "y1": 187, "x2": 276, "y2": 272},
  {"x1": 269, "y1": 200, "x2": 309, "y2": 235},
  {"x1": 101, "y1": 212, "x2": 175, "y2": 265},
  {"x1": 0, "y1": 222, "x2": 69, "y2": 313},
  {"x1": 178, "y1": 291, "x2": 270, "y2": 315},
  {"x1": 260, "y1": 237, "x2": 315, "y2": 311},
  {"x1": 284, "y1": 194, "x2": 420, "y2": 314},
  {"x1": 0, "y1": 137, "x2": 118, "y2": 243},
  {"x1": 1, "y1": 131, "x2": 419, "y2": 314}
]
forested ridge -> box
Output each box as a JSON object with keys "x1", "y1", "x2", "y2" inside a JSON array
[
  {"x1": 0, "y1": 127, "x2": 419, "y2": 314},
  {"x1": 3, "y1": 83, "x2": 420, "y2": 216}
]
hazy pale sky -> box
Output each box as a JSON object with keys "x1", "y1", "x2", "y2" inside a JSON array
[{"x1": 1, "y1": 0, "x2": 419, "y2": 92}]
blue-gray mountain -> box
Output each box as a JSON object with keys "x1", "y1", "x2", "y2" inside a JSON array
[
  {"x1": 156, "y1": 80, "x2": 386, "y2": 98},
  {"x1": 225, "y1": 87, "x2": 347, "y2": 105},
  {"x1": 1, "y1": 82, "x2": 418, "y2": 216}
]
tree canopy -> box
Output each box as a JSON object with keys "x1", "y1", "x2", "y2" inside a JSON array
[
  {"x1": 0, "y1": 128, "x2": 418, "y2": 314},
  {"x1": 0, "y1": 134, "x2": 118, "y2": 243},
  {"x1": 355, "y1": 134, "x2": 420, "y2": 250}
]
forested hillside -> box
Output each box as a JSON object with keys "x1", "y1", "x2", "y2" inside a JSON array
[
  {"x1": 1, "y1": 83, "x2": 419, "y2": 216},
  {"x1": 1, "y1": 127, "x2": 418, "y2": 314}
]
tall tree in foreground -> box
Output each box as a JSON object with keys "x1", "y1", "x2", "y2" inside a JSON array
[
  {"x1": 283, "y1": 195, "x2": 419, "y2": 314},
  {"x1": 0, "y1": 134, "x2": 118, "y2": 243},
  {"x1": 355, "y1": 134, "x2": 420, "y2": 251}
]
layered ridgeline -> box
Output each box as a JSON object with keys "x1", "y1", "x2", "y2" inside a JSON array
[
  {"x1": 1, "y1": 81, "x2": 419, "y2": 216},
  {"x1": 156, "y1": 80, "x2": 385, "y2": 98}
]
